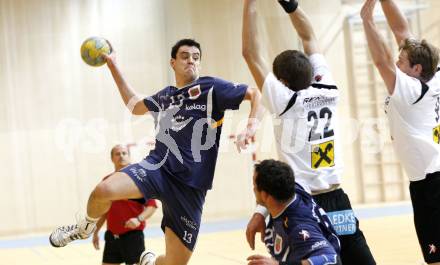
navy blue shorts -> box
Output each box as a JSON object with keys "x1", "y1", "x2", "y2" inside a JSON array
[{"x1": 121, "y1": 161, "x2": 206, "y2": 251}]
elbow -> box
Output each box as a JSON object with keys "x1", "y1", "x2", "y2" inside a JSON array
[
  {"x1": 131, "y1": 109, "x2": 143, "y2": 116},
  {"x1": 298, "y1": 34, "x2": 315, "y2": 44},
  {"x1": 246, "y1": 86, "x2": 261, "y2": 101},
  {"x1": 242, "y1": 47, "x2": 253, "y2": 61},
  {"x1": 131, "y1": 107, "x2": 147, "y2": 116},
  {"x1": 372, "y1": 59, "x2": 386, "y2": 69}
]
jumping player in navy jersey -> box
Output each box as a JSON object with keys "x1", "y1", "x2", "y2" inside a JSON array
[
  {"x1": 248, "y1": 159, "x2": 341, "y2": 265},
  {"x1": 49, "y1": 38, "x2": 261, "y2": 265}
]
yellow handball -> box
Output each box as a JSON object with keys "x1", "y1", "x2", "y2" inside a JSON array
[{"x1": 80, "y1": 37, "x2": 112, "y2": 67}]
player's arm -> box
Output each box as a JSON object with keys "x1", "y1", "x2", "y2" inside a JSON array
[
  {"x1": 303, "y1": 254, "x2": 341, "y2": 265},
  {"x1": 242, "y1": 0, "x2": 271, "y2": 91},
  {"x1": 103, "y1": 52, "x2": 149, "y2": 115},
  {"x1": 92, "y1": 214, "x2": 107, "y2": 250},
  {"x1": 361, "y1": 0, "x2": 396, "y2": 94},
  {"x1": 237, "y1": 86, "x2": 264, "y2": 151},
  {"x1": 137, "y1": 204, "x2": 157, "y2": 222},
  {"x1": 246, "y1": 205, "x2": 268, "y2": 250},
  {"x1": 277, "y1": 1, "x2": 319, "y2": 56},
  {"x1": 379, "y1": 0, "x2": 413, "y2": 45},
  {"x1": 94, "y1": 214, "x2": 107, "y2": 235},
  {"x1": 236, "y1": 86, "x2": 264, "y2": 152},
  {"x1": 125, "y1": 200, "x2": 157, "y2": 229},
  {"x1": 247, "y1": 254, "x2": 279, "y2": 265}
]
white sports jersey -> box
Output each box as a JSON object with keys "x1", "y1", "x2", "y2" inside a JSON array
[
  {"x1": 262, "y1": 54, "x2": 343, "y2": 193},
  {"x1": 384, "y1": 66, "x2": 440, "y2": 181}
]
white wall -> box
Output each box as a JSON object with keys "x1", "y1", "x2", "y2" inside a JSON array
[{"x1": 1, "y1": 0, "x2": 439, "y2": 235}]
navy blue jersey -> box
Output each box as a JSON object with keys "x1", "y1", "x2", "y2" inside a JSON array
[
  {"x1": 265, "y1": 184, "x2": 340, "y2": 264},
  {"x1": 142, "y1": 76, "x2": 247, "y2": 190}
]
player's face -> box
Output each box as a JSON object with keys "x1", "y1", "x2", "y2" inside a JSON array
[
  {"x1": 171, "y1": 45, "x2": 201, "y2": 82},
  {"x1": 111, "y1": 146, "x2": 130, "y2": 168},
  {"x1": 396, "y1": 50, "x2": 421, "y2": 79}
]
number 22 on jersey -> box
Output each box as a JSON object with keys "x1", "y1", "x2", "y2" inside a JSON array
[{"x1": 308, "y1": 107, "x2": 335, "y2": 169}]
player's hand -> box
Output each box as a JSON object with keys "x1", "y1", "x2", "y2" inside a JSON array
[
  {"x1": 235, "y1": 130, "x2": 251, "y2": 153},
  {"x1": 235, "y1": 120, "x2": 258, "y2": 153},
  {"x1": 247, "y1": 254, "x2": 279, "y2": 265},
  {"x1": 124, "y1": 217, "x2": 141, "y2": 229},
  {"x1": 92, "y1": 233, "x2": 100, "y2": 250},
  {"x1": 102, "y1": 42, "x2": 116, "y2": 66},
  {"x1": 361, "y1": 0, "x2": 377, "y2": 21},
  {"x1": 246, "y1": 213, "x2": 266, "y2": 250}
]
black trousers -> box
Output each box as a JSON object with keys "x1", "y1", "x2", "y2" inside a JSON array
[
  {"x1": 313, "y1": 188, "x2": 376, "y2": 265},
  {"x1": 103, "y1": 230, "x2": 145, "y2": 264},
  {"x1": 410, "y1": 171, "x2": 440, "y2": 263}
]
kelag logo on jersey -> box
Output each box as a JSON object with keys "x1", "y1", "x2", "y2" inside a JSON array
[
  {"x1": 327, "y1": 210, "x2": 356, "y2": 235},
  {"x1": 185, "y1": 104, "x2": 206, "y2": 112}
]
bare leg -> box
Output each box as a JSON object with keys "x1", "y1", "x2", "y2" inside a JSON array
[
  {"x1": 155, "y1": 227, "x2": 192, "y2": 265},
  {"x1": 87, "y1": 172, "x2": 143, "y2": 219},
  {"x1": 50, "y1": 172, "x2": 143, "y2": 248}
]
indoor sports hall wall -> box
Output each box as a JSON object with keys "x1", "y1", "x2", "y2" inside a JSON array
[{"x1": 0, "y1": 0, "x2": 439, "y2": 236}]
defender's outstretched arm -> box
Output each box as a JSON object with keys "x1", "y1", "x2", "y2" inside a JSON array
[
  {"x1": 379, "y1": 0, "x2": 413, "y2": 45},
  {"x1": 286, "y1": 6, "x2": 320, "y2": 55},
  {"x1": 361, "y1": 0, "x2": 396, "y2": 94},
  {"x1": 242, "y1": 0, "x2": 270, "y2": 91}
]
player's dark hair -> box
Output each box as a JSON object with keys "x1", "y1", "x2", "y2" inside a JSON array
[
  {"x1": 254, "y1": 159, "x2": 296, "y2": 202},
  {"x1": 273, "y1": 50, "x2": 312, "y2": 92},
  {"x1": 399, "y1": 38, "x2": 439, "y2": 82},
  {"x1": 171, "y1": 38, "x2": 202, "y2": 59}
]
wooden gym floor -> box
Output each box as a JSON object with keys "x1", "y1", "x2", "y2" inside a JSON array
[{"x1": 0, "y1": 203, "x2": 425, "y2": 265}]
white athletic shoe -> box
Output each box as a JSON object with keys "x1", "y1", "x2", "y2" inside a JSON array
[
  {"x1": 139, "y1": 251, "x2": 156, "y2": 265},
  {"x1": 49, "y1": 218, "x2": 96, "y2": 247}
]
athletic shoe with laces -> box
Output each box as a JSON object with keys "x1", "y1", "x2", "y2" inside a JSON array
[
  {"x1": 49, "y1": 218, "x2": 96, "y2": 247},
  {"x1": 139, "y1": 251, "x2": 156, "y2": 265}
]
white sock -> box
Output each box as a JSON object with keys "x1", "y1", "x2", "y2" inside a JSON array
[{"x1": 85, "y1": 214, "x2": 99, "y2": 223}]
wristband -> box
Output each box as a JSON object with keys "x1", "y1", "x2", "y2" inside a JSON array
[
  {"x1": 137, "y1": 215, "x2": 145, "y2": 222},
  {"x1": 277, "y1": 0, "x2": 299, "y2": 14},
  {"x1": 255, "y1": 204, "x2": 269, "y2": 217}
]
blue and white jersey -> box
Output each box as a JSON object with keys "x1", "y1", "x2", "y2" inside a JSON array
[
  {"x1": 265, "y1": 184, "x2": 340, "y2": 264},
  {"x1": 143, "y1": 76, "x2": 247, "y2": 190}
]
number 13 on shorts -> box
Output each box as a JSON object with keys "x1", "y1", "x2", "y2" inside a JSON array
[{"x1": 183, "y1": 231, "x2": 193, "y2": 244}]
